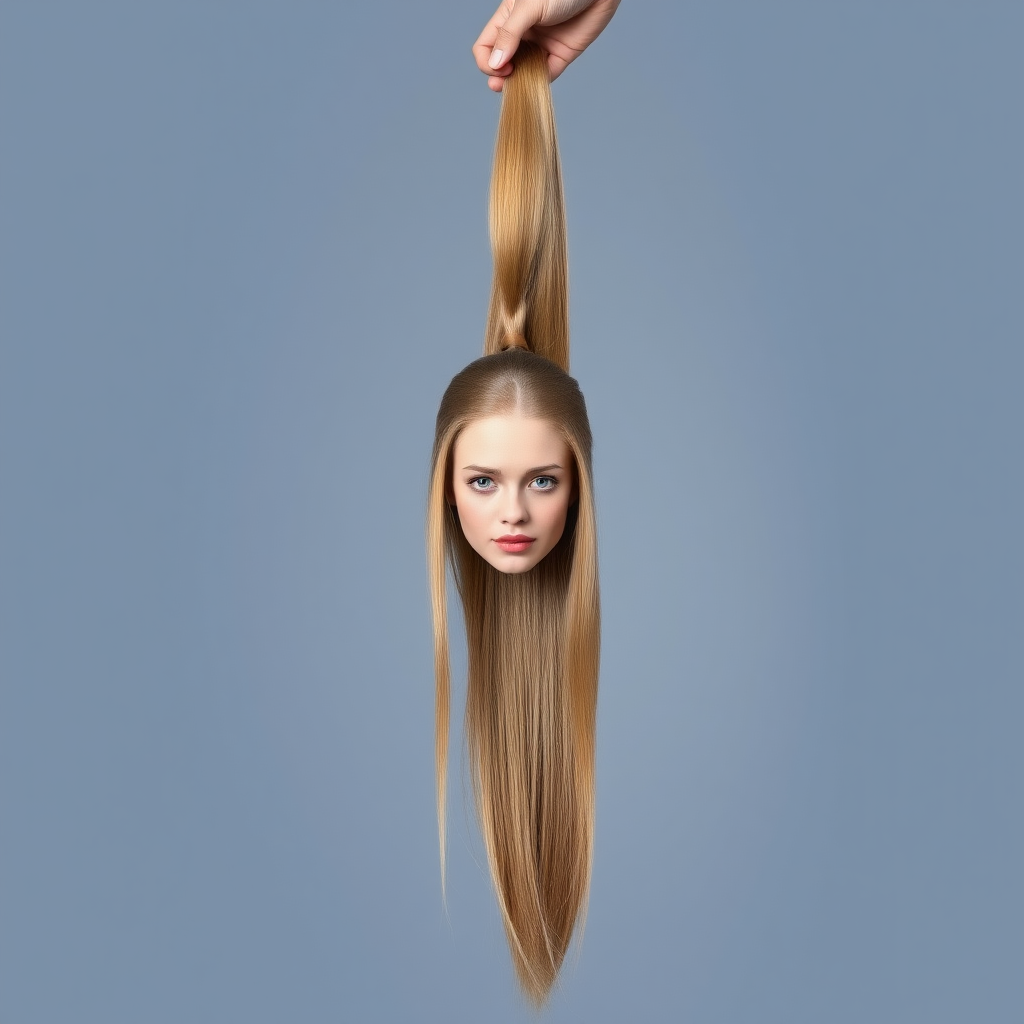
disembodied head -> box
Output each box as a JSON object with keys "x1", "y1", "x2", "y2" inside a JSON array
[{"x1": 425, "y1": 346, "x2": 599, "y2": 1003}]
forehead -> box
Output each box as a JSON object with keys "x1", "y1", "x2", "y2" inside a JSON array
[{"x1": 453, "y1": 415, "x2": 569, "y2": 467}]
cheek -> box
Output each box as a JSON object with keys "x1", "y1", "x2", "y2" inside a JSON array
[
  {"x1": 454, "y1": 495, "x2": 488, "y2": 543},
  {"x1": 538, "y1": 494, "x2": 572, "y2": 541}
]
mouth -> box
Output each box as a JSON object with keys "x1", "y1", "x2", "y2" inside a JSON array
[{"x1": 494, "y1": 535, "x2": 536, "y2": 554}]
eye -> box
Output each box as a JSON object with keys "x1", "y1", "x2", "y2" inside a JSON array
[
  {"x1": 468, "y1": 476, "x2": 495, "y2": 492},
  {"x1": 532, "y1": 476, "x2": 557, "y2": 491}
]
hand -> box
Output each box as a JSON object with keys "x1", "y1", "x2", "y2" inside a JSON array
[{"x1": 473, "y1": 0, "x2": 621, "y2": 92}]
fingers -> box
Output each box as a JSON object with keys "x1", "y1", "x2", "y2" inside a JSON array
[
  {"x1": 472, "y1": 0, "x2": 543, "y2": 79},
  {"x1": 489, "y1": 0, "x2": 544, "y2": 71}
]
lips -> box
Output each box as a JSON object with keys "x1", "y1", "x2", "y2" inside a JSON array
[{"x1": 495, "y1": 535, "x2": 536, "y2": 554}]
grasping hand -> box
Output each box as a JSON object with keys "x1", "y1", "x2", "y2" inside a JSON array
[{"x1": 473, "y1": 0, "x2": 621, "y2": 92}]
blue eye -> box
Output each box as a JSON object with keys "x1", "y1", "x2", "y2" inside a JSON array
[
  {"x1": 533, "y1": 476, "x2": 557, "y2": 491},
  {"x1": 469, "y1": 477, "x2": 494, "y2": 491}
]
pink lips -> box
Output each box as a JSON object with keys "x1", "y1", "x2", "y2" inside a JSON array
[{"x1": 495, "y1": 535, "x2": 535, "y2": 554}]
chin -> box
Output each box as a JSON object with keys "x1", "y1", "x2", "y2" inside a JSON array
[
  {"x1": 493, "y1": 559, "x2": 540, "y2": 575},
  {"x1": 481, "y1": 552, "x2": 540, "y2": 574}
]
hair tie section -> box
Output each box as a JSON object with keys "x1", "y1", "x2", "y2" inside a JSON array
[{"x1": 502, "y1": 331, "x2": 530, "y2": 352}]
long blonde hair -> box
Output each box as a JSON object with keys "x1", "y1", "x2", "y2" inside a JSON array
[{"x1": 426, "y1": 43, "x2": 600, "y2": 1005}]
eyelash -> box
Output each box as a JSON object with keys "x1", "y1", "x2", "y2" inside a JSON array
[{"x1": 467, "y1": 476, "x2": 558, "y2": 493}]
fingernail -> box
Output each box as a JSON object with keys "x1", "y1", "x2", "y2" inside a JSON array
[{"x1": 488, "y1": 48, "x2": 504, "y2": 69}]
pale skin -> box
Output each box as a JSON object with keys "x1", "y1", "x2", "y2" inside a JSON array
[
  {"x1": 473, "y1": 0, "x2": 622, "y2": 92},
  {"x1": 452, "y1": 414, "x2": 576, "y2": 573}
]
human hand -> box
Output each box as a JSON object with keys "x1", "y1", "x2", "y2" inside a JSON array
[{"x1": 473, "y1": 0, "x2": 621, "y2": 92}]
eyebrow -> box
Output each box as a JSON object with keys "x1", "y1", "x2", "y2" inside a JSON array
[{"x1": 462, "y1": 464, "x2": 564, "y2": 476}]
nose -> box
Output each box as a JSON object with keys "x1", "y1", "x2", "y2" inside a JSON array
[{"x1": 501, "y1": 488, "x2": 528, "y2": 526}]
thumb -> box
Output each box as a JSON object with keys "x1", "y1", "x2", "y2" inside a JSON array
[{"x1": 487, "y1": 0, "x2": 543, "y2": 70}]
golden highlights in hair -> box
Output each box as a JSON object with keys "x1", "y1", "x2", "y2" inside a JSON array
[{"x1": 426, "y1": 43, "x2": 600, "y2": 1006}]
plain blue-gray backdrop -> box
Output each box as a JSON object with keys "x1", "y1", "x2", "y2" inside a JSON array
[{"x1": 2, "y1": 2, "x2": 1021, "y2": 1021}]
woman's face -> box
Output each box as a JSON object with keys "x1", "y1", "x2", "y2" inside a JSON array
[{"x1": 451, "y1": 413, "x2": 575, "y2": 574}]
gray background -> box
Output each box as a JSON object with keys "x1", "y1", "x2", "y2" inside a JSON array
[{"x1": 2, "y1": 2, "x2": 1021, "y2": 1021}]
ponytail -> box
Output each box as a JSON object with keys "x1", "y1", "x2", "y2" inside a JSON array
[{"x1": 484, "y1": 42, "x2": 569, "y2": 371}]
